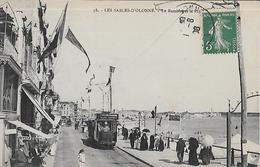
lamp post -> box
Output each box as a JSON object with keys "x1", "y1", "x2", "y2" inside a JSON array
[
  {"x1": 227, "y1": 93, "x2": 259, "y2": 167},
  {"x1": 138, "y1": 112, "x2": 141, "y2": 130}
]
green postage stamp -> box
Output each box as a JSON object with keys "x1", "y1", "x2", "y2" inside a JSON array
[{"x1": 203, "y1": 12, "x2": 237, "y2": 54}]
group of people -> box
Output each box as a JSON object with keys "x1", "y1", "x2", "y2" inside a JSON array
[
  {"x1": 176, "y1": 137, "x2": 215, "y2": 166},
  {"x1": 12, "y1": 139, "x2": 48, "y2": 167},
  {"x1": 127, "y1": 128, "x2": 165, "y2": 152}
]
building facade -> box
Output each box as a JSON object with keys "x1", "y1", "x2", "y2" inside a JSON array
[
  {"x1": 0, "y1": 1, "x2": 61, "y2": 166},
  {"x1": 60, "y1": 101, "x2": 77, "y2": 118}
]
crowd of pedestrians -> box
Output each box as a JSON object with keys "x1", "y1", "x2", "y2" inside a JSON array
[
  {"x1": 122, "y1": 126, "x2": 165, "y2": 152},
  {"x1": 122, "y1": 127, "x2": 215, "y2": 166},
  {"x1": 176, "y1": 137, "x2": 215, "y2": 166}
]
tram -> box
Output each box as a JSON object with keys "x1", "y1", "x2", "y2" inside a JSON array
[{"x1": 87, "y1": 112, "x2": 118, "y2": 147}]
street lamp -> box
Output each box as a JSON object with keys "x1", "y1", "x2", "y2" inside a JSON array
[
  {"x1": 138, "y1": 112, "x2": 141, "y2": 130},
  {"x1": 226, "y1": 92, "x2": 260, "y2": 167}
]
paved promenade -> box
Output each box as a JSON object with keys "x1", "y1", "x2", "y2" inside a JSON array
[{"x1": 116, "y1": 137, "x2": 225, "y2": 167}]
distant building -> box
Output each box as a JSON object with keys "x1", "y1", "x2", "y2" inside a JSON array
[{"x1": 60, "y1": 102, "x2": 77, "y2": 118}]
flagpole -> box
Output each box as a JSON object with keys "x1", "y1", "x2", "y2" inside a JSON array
[
  {"x1": 179, "y1": 112, "x2": 182, "y2": 136},
  {"x1": 154, "y1": 105, "x2": 157, "y2": 135},
  {"x1": 109, "y1": 69, "x2": 112, "y2": 113},
  {"x1": 4, "y1": 5, "x2": 8, "y2": 53}
]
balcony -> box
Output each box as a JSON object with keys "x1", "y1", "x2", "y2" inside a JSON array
[
  {"x1": 23, "y1": 65, "x2": 40, "y2": 94},
  {"x1": 0, "y1": 33, "x2": 18, "y2": 62}
]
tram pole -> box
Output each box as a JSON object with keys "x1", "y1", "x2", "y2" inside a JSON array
[
  {"x1": 234, "y1": 1, "x2": 248, "y2": 166},
  {"x1": 227, "y1": 100, "x2": 232, "y2": 167},
  {"x1": 109, "y1": 70, "x2": 112, "y2": 113}
]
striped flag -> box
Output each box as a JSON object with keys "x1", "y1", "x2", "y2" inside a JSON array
[
  {"x1": 65, "y1": 28, "x2": 91, "y2": 73},
  {"x1": 39, "y1": 2, "x2": 68, "y2": 62}
]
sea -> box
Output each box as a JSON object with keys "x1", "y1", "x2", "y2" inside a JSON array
[{"x1": 120, "y1": 116, "x2": 260, "y2": 145}]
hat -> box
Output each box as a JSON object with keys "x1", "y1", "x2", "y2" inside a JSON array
[{"x1": 179, "y1": 134, "x2": 187, "y2": 139}]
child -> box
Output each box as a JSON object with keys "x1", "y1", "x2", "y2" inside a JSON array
[{"x1": 78, "y1": 149, "x2": 86, "y2": 167}]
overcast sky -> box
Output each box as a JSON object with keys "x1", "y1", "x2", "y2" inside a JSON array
[{"x1": 9, "y1": 0, "x2": 260, "y2": 112}]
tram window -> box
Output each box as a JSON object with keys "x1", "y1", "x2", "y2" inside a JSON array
[{"x1": 98, "y1": 121, "x2": 111, "y2": 132}]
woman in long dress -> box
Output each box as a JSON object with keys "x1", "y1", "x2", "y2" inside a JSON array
[
  {"x1": 188, "y1": 137, "x2": 199, "y2": 166},
  {"x1": 140, "y1": 133, "x2": 148, "y2": 150}
]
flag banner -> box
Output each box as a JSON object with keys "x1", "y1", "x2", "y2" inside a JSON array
[
  {"x1": 89, "y1": 74, "x2": 95, "y2": 86},
  {"x1": 81, "y1": 97, "x2": 85, "y2": 102},
  {"x1": 203, "y1": 12, "x2": 237, "y2": 54},
  {"x1": 39, "y1": 2, "x2": 68, "y2": 62},
  {"x1": 87, "y1": 89, "x2": 91, "y2": 93},
  {"x1": 106, "y1": 78, "x2": 111, "y2": 86},
  {"x1": 169, "y1": 114, "x2": 180, "y2": 121},
  {"x1": 157, "y1": 116, "x2": 162, "y2": 126},
  {"x1": 109, "y1": 66, "x2": 115, "y2": 73},
  {"x1": 65, "y1": 28, "x2": 91, "y2": 73}
]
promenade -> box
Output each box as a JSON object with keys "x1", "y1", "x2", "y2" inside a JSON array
[{"x1": 116, "y1": 137, "x2": 225, "y2": 167}]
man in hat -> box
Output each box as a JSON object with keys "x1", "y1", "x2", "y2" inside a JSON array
[{"x1": 176, "y1": 137, "x2": 186, "y2": 163}]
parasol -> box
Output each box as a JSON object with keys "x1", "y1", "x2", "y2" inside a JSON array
[
  {"x1": 202, "y1": 135, "x2": 214, "y2": 147},
  {"x1": 142, "y1": 129, "x2": 150, "y2": 133}
]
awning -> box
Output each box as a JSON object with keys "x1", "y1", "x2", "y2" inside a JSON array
[
  {"x1": 8, "y1": 120, "x2": 52, "y2": 139},
  {"x1": 22, "y1": 87, "x2": 57, "y2": 127},
  {"x1": 54, "y1": 116, "x2": 61, "y2": 126}
]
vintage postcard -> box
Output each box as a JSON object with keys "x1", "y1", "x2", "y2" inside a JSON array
[{"x1": 0, "y1": 0, "x2": 259, "y2": 167}]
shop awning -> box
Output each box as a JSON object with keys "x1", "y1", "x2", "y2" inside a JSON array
[
  {"x1": 8, "y1": 120, "x2": 52, "y2": 139},
  {"x1": 22, "y1": 87, "x2": 57, "y2": 127}
]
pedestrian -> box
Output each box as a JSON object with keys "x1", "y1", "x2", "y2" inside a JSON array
[
  {"x1": 149, "y1": 135, "x2": 155, "y2": 150},
  {"x1": 199, "y1": 146, "x2": 215, "y2": 165},
  {"x1": 122, "y1": 125, "x2": 125, "y2": 139},
  {"x1": 154, "y1": 134, "x2": 160, "y2": 151},
  {"x1": 78, "y1": 149, "x2": 86, "y2": 167},
  {"x1": 129, "y1": 129, "x2": 135, "y2": 149},
  {"x1": 31, "y1": 151, "x2": 44, "y2": 167},
  {"x1": 188, "y1": 137, "x2": 199, "y2": 166},
  {"x1": 158, "y1": 136, "x2": 164, "y2": 152},
  {"x1": 140, "y1": 133, "x2": 148, "y2": 150},
  {"x1": 124, "y1": 128, "x2": 128, "y2": 140},
  {"x1": 176, "y1": 137, "x2": 186, "y2": 163},
  {"x1": 134, "y1": 137, "x2": 140, "y2": 150},
  {"x1": 75, "y1": 121, "x2": 79, "y2": 130},
  {"x1": 13, "y1": 143, "x2": 29, "y2": 167}
]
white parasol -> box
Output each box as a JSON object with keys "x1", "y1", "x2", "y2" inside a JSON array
[{"x1": 202, "y1": 135, "x2": 215, "y2": 147}]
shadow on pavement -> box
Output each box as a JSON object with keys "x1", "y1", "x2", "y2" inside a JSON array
[
  {"x1": 159, "y1": 159, "x2": 183, "y2": 164},
  {"x1": 81, "y1": 138, "x2": 114, "y2": 150}
]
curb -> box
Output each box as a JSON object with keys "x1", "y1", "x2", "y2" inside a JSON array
[{"x1": 116, "y1": 146, "x2": 154, "y2": 167}]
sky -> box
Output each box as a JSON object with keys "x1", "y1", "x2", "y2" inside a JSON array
[{"x1": 8, "y1": 0, "x2": 260, "y2": 113}]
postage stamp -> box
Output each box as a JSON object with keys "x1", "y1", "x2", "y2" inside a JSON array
[{"x1": 203, "y1": 12, "x2": 237, "y2": 54}]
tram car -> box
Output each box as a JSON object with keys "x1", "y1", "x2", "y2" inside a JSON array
[{"x1": 87, "y1": 112, "x2": 118, "y2": 147}]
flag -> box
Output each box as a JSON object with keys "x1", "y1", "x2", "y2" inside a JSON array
[
  {"x1": 106, "y1": 78, "x2": 111, "y2": 86},
  {"x1": 65, "y1": 28, "x2": 91, "y2": 73},
  {"x1": 110, "y1": 66, "x2": 115, "y2": 73},
  {"x1": 81, "y1": 97, "x2": 85, "y2": 103},
  {"x1": 89, "y1": 74, "x2": 95, "y2": 86},
  {"x1": 86, "y1": 88, "x2": 91, "y2": 93},
  {"x1": 37, "y1": 0, "x2": 48, "y2": 46},
  {"x1": 157, "y1": 116, "x2": 162, "y2": 126},
  {"x1": 39, "y1": 2, "x2": 68, "y2": 62}
]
